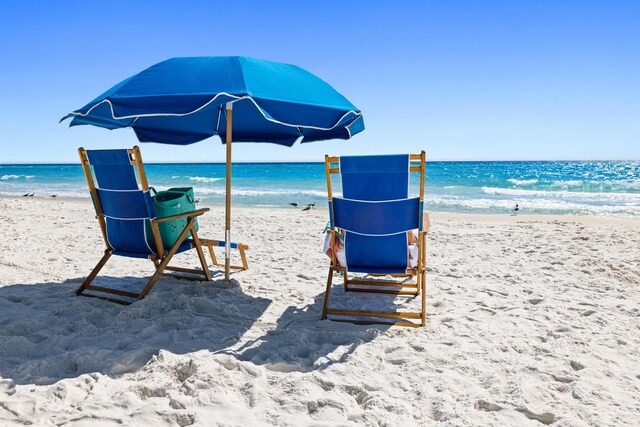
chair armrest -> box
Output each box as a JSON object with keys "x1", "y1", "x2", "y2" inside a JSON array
[
  {"x1": 199, "y1": 239, "x2": 250, "y2": 250},
  {"x1": 154, "y1": 208, "x2": 210, "y2": 223}
]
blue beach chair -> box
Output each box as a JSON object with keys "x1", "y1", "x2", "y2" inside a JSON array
[
  {"x1": 322, "y1": 152, "x2": 430, "y2": 327},
  {"x1": 75, "y1": 146, "x2": 214, "y2": 304}
]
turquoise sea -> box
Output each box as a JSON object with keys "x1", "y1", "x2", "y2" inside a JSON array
[{"x1": 1, "y1": 161, "x2": 639, "y2": 217}]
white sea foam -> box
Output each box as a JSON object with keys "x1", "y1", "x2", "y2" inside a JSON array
[
  {"x1": 507, "y1": 178, "x2": 538, "y2": 186},
  {"x1": 551, "y1": 179, "x2": 640, "y2": 191},
  {"x1": 481, "y1": 186, "x2": 640, "y2": 203},
  {"x1": 196, "y1": 187, "x2": 327, "y2": 197},
  {"x1": 426, "y1": 194, "x2": 640, "y2": 216},
  {"x1": 1, "y1": 175, "x2": 35, "y2": 180},
  {"x1": 187, "y1": 176, "x2": 223, "y2": 183},
  {"x1": 616, "y1": 180, "x2": 640, "y2": 191},
  {"x1": 599, "y1": 180, "x2": 640, "y2": 191}
]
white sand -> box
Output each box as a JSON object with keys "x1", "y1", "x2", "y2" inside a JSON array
[{"x1": 1, "y1": 196, "x2": 639, "y2": 426}]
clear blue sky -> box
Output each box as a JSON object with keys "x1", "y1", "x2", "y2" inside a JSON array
[{"x1": 0, "y1": 0, "x2": 638, "y2": 163}]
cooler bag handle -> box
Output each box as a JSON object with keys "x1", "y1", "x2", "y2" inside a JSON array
[{"x1": 148, "y1": 187, "x2": 194, "y2": 204}]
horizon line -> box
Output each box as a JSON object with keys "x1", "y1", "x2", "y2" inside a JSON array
[{"x1": 1, "y1": 158, "x2": 639, "y2": 166}]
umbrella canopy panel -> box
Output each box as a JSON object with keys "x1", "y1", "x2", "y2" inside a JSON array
[{"x1": 62, "y1": 56, "x2": 364, "y2": 146}]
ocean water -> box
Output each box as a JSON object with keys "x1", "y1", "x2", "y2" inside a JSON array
[{"x1": 1, "y1": 161, "x2": 639, "y2": 217}]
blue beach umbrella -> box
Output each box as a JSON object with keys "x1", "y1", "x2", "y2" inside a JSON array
[{"x1": 61, "y1": 56, "x2": 364, "y2": 280}]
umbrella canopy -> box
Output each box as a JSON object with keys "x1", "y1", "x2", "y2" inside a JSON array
[
  {"x1": 62, "y1": 56, "x2": 364, "y2": 280},
  {"x1": 61, "y1": 56, "x2": 364, "y2": 146}
]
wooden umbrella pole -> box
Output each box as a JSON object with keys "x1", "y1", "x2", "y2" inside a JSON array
[{"x1": 225, "y1": 102, "x2": 233, "y2": 281}]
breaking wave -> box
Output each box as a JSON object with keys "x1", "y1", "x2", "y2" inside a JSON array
[
  {"x1": 507, "y1": 178, "x2": 538, "y2": 186},
  {"x1": 481, "y1": 186, "x2": 640, "y2": 203},
  {"x1": 185, "y1": 176, "x2": 223, "y2": 183},
  {"x1": 1, "y1": 175, "x2": 35, "y2": 180}
]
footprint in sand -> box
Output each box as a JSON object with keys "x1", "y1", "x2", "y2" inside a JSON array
[
  {"x1": 570, "y1": 360, "x2": 585, "y2": 371},
  {"x1": 552, "y1": 373, "x2": 575, "y2": 384},
  {"x1": 518, "y1": 407, "x2": 555, "y2": 425},
  {"x1": 475, "y1": 399, "x2": 502, "y2": 412}
]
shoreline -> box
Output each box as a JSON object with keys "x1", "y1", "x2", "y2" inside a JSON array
[{"x1": 3, "y1": 194, "x2": 639, "y2": 227}]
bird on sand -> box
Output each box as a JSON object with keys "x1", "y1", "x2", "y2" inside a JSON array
[
  {"x1": 307, "y1": 202, "x2": 316, "y2": 209},
  {"x1": 302, "y1": 205, "x2": 311, "y2": 212},
  {"x1": 512, "y1": 204, "x2": 520, "y2": 215},
  {"x1": 289, "y1": 203, "x2": 299, "y2": 208}
]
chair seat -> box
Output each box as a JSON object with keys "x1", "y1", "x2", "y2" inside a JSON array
[{"x1": 112, "y1": 239, "x2": 195, "y2": 259}]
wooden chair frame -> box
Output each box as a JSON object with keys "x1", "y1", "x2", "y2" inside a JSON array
[
  {"x1": 200, "y1": 239, "x2": 249, "y2": 271},
  {"x1": 76, "y1": 146, "x2": 213, "y2": 304},
  {"x1": 322, "y1": 151, "x2": 430, "y2": 327}
]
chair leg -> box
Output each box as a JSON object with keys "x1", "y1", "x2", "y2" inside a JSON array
[
  {"x1": 190, "y1": 226, "x2": 212, "y2": 281},
  {"x1": 343, "y1": 270, "x2": 349, "y2": 292},
  {"x1": 207, "y1": 243, "x2": 219, "y2": 266},
  {"x1": 200, "y1": 239, "x2": 249, "y2": 271},
  {"x1": 421, "y1": 232, "x2": 427, "y2": 326},
  {"x1": 421, "y1": 269, "x2": 427, "y2": 326},
  {"x1": 239, "y1": 245, "x2": 249, "y2": 270},
  {"x1": 323, "y1": 265, "x2": 426, "y2": 327},
  {"x1": 76, "y1": 250, "x2": 112, "y2": 296},
  {"x1": 322, "y1": 266, "x2": 334, "y2": 320},
  {"x1": 138, "y1": 218, "x2": 195, "y2": 300}
]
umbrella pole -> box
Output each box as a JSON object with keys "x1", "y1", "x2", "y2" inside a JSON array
[{"x1": 225, "y1": 102, "x2": 233, "y2": 281}]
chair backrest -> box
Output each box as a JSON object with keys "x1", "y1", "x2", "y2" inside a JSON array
[
  {"x1": 326, "y1": 153, "x2": 426, "y2": 273},
  {"x1": 79, "y1": 147, "x2": 158, "y2": 256}
]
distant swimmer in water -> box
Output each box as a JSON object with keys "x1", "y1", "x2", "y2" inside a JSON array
[{"x1": 511, "y1": 204, "x2": 520, "y2": 216}]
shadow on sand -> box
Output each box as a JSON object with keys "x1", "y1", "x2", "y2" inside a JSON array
[
  {"x1": 226, "y1": 284, "x2": 398, "y2": 373},
  {"x1": 0, "y1": 276, "x2": 271, "y2": 385}
]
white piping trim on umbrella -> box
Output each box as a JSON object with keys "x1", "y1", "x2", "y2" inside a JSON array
[
  {"x1": 344, "y1": 114, "x2": 362, "y2": 138},
  {"x1": 64, "y1": 92, "x2": 362, "y2": 133}
]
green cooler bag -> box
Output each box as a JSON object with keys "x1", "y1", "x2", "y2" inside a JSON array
[{"x1": 146, "y1": 187, "x2": 199, "y2": 250}]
